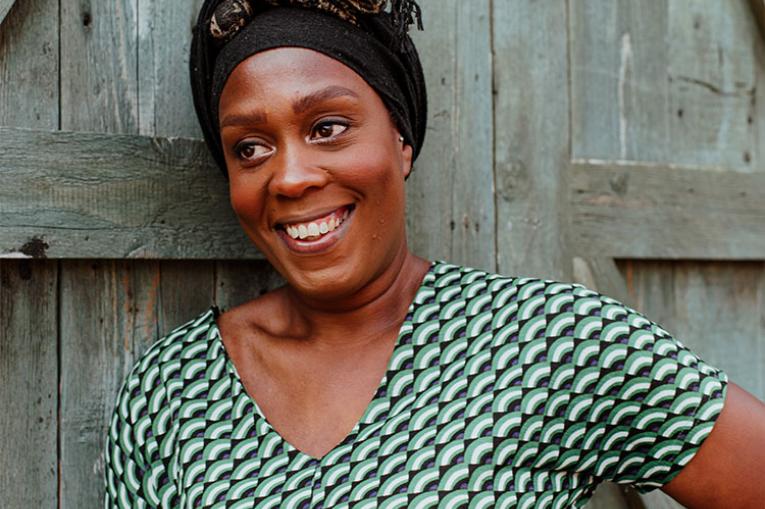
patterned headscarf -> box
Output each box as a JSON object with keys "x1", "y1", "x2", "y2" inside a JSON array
[{"x1": 190, "y1": 0, "x2": 427, "y2": 177}]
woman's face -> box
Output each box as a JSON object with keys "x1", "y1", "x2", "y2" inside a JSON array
[{"x1": 218, "y1": 47, "x2": 414, "y2": 301}]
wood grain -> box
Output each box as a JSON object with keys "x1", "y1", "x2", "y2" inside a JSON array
[
  {"x1": 0, "y1": 127, "x2": 259, "y2": 259},
  {"x1": 0, "y1": 260, "x2": 58, "y2": 508},
  {"x1": 570, "y1": 160, "x2": 765, "y2": 260},
  {"x1": 406, "y1": 0, "x2": 495, "y2": 271},
  {"x1": 571, "y1": 1, "x2": 762, "y2": 173},
  {"x1": 0, "y1": 0, "x2": 59, "y2": 505},
  {"x1": 493, "y1": 0, "x2": 571, "y2": 281},
  {"x1": 58, "y1": 2, "x2": 155, "y2": 506}
]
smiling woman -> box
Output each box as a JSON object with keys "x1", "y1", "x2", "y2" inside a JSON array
[{"x1": 102, "y1": 1, "x2": 765, "y2": 508}]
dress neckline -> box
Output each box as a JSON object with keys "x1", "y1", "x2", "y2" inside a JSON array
[{"x1": 210, "y1": 260, "x2": 438, "y2": 461}]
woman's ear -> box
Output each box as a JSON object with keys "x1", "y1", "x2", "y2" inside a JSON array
[{"x1": 399, "y1": 134, "x2": 414, "y2": 178}]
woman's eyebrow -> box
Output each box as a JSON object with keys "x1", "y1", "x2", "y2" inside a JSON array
[
  {"x1": 292, "y1": 85, "x2": 360, "y2": 114},
  {"x1": 220, "y1": 110, "x2": 268, "y2": 129}
]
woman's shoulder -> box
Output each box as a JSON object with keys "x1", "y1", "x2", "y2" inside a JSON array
[{"x1": 430, "y1": 259, "x2": 608, "y2": 305}]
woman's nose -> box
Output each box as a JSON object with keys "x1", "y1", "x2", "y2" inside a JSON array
[{"x1": 267, "y1": 145, "x2": 330, "y2": 198}]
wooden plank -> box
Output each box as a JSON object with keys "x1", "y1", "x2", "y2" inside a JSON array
[
  {"x1": 572, "y1": 256, "x2": 632, "y2": 307},
  {"x1": 0, "y1": 127, "x2": 260, "y2": 259},
  {"x1": 406, "y1": 0, "x2": 495, "y2": 271},
  {"x1": 666, "y1": 1, "x2": 760, "y2": 173},
  {"x1": 58, "y1": 2, "x2": 154, "y2": 507},
  {"x1": 493, "y1": 0, "x2": 571, "y2": 280},
  {"x1": 0, "y1": 0, "x2": 59, "y2": 505},
  {"x1": 570, "y1": 0, "x2": 670, "y2": 163},
  {"x1": 137, "y1": 0, "x2": 205, "y2": 137},
  {"x1": 570, "y1": 160, "x2": 765, "y2": 260},
  {"x1": 571, "y1": 1, "x2": 761, "y2": 173},
  {"x1": 0, "y1": 0, "x2": 58, "y2": 128},
  {"x1": 60, "y1": 0, "x2": 139, "y2": 132},
  {"x1": 59, "y1": 260, "x2": 160, "y2": 505},
  {"x1": 0, "y1": 0, "x2": 15, "y2": 27},
  {"x1": 619, "y1": 260, "x2": 765, "y2": 400},
  {"x1": 0, "y1": 261, "x2": 58, "y2": 508}
]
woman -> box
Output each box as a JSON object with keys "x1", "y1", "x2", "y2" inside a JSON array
[{"x1": 104, "y1": 1, "x2": 765, "y2": 507}]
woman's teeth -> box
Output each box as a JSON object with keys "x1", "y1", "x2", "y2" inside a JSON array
[{"x1": 285, "y1": 209, "x2": 350, "y2": 240}]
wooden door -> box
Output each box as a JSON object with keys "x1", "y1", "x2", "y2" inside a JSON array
[{"x1": 1, "y1": 1, "x2": 763, "y2": 507}]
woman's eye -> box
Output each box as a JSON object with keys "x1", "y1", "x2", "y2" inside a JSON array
[
  {"x1": 235, "y1": 141, "x2": 271, "y2": 161},
  {"x1": 311, "y1": 121, "x2": 348, "y2": 141}
]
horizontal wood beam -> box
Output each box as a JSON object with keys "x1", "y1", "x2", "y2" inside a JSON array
[
  {"x1": 0, "y1": 127, "x2": 262, "y2": 259},
  {"x1": 569, "y1": 160, "x2": 765, "y2": 260},
  {"x1": 0, "y1": 0, "x2": 15, "y2": 27}
]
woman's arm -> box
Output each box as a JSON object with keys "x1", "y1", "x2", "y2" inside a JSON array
[{"x1": 662, "y1": 383, "x2": 765, "y2": 508}]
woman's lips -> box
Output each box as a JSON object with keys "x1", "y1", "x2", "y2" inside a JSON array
[{"x1": 277, "y1": 206, "x2": 354, "y2": 254}]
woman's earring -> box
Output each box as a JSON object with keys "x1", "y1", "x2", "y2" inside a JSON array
[{"x1": 398, "y1": 135, "x2": 405, "y2": 143}]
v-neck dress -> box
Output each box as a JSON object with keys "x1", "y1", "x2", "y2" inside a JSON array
[{"x1": 104, "y1": 261, "x2": 727, "y2": 508}]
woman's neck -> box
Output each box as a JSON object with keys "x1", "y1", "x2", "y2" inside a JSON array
[{"x1": 281, "y1": 248, "x2": 431, "y2": 348}]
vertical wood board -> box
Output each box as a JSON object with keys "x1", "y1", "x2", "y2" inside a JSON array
[
  {"x1": 406, "y1": 0, "x2": 495, "y2": 271},
  {"x1": 58, "y1": 2, "x2": 153, "y2": 506},
  {"x1": 493, "y1": 0, "x2": 571, "y2": 281},
  {"x1": 0, "y1": 260, "x2": 58, "y2": 508},
  {"x1": 0, "y1": 0, "x2": 59, "y2": 506},
  {"x1": 571, "y1": 0, "x2": 762, "y2": 172}
]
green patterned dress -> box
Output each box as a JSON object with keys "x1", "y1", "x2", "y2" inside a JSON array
[{"x1": 104, "y1": 261, "x2": 727, "y2": 508}]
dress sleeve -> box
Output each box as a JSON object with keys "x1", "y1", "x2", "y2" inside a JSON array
[
  {"x1": 104, "y1": 353, "x2": 170, "y2": 508},
  {"x1": 566, "y1": 285, "x2": 728, "y2": 493}
]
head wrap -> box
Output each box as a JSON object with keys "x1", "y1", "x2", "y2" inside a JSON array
[{"x1": 190, "y1": 0, "x2": 427, "y2": 177}]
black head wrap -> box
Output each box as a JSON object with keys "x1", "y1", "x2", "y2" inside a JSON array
[{"x1": 190, "y1": 0, "x2": 427, "y2": 178}]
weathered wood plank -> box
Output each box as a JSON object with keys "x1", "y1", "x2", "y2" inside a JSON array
[
  {"x1": 60, "y1": 260, "x2": 160, "y2": 505},
  {"x1": 0, "y1": 0, "x2": 59, "y2": 505},
  {"x1": 493, "y1": 0, "x2": 571, "y2": 280},
  {"x1": 667, "y1": 1, "x2": 760, "y2": 173},
  {"x1": 0, "y1": 0, "x2": 16, "y2": 28},
  {"x1": 570, "y1": 0, "x2": 670, "y2": 164},
  {"x1": 58, "y1": 3, "x2": 155, "y2": 507},
  {"x1": 0, "y1": 260, "x2": 58, "y2": 508},
  {"x1": 619, "y1": 260, "x2": 765, "y2": 400},
  {"x1": 137, "y1": 0, "x2": 205, "y2": 137},
  {"x1": 570, "y1": 160, "x2": 765, "y2": 260},
  {"x1": 406, "y1": 0, "x2": 495, "y2": 271},
  {"x1": 571, "y1": 1, "x2": 761, "y2": 173},
  {"x1": 0, "y1": 0, "x2": 58, "y2": 128},
  {"x1": 0, "y1": 127, "x2": 259, "y2": 259},
  {"x1": 60, "y1": 0, "x2": 139, "y2": 132}
]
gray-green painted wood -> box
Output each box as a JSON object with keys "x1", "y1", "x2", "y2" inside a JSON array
[
  {"x1": 137, "y1": 0, "x2": 205, "y2": 137},
  {"x1": 570, "y1": 0, "x2": 762, "y2": 173},
  {"x1": 492, "y1": 0, "x2": 571, "y2": 281},
  {"x1": 0, "y1": 127, "x2": 259, "y2": 259},
  {"x1": 60, "y1": 260, "x2": 160, "y2": 506},
  {"x1": 58, "y1": 2, "x2": 149, "y2": 507},
  {"x1": 0, "y1": 1, "x2": 59, "y2": 506},
  {"x1": 0, "y1": 0, "x2": 16, "y2": 27},
  {"x1": 570, "y1": 161, "x2": 765, "y2": 260},
  {"x1": 0, "y1": 261, "x2": 58, "y2": 508},
  {"x1": 406, "y1": 0, "x2": 495, "y2": 271}
]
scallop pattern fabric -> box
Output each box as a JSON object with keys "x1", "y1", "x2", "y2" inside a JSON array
[{"x1": 104, "y1": 261, "x2": 727, "y2": 508}]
